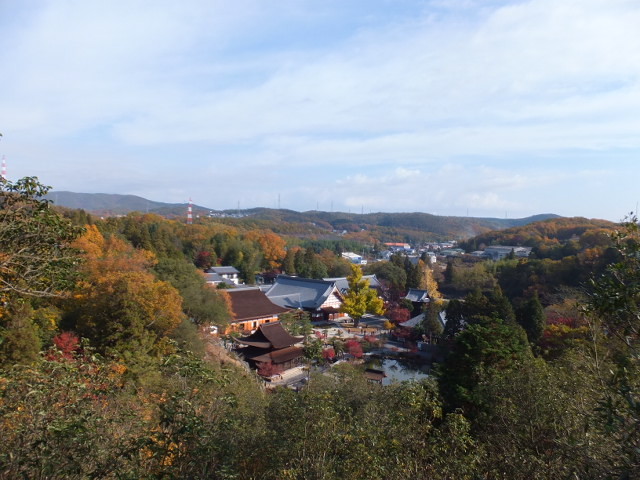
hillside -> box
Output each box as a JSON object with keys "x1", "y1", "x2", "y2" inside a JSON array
[
  {"x1": 458, "y1": 216, "x2": 616, "y2": 253},
  {"x1": 45, "y1": 191, "x2": 211, "y2": 217},
  {"x1": 212, "y1": 208, "x2": 561, "y2": 241},
  {"x1": 46, "y1": 190, "x2": 560, "y2": 240}
]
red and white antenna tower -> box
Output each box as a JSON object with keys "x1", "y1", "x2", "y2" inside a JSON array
[
  {"x1": 187, "y1": 198, "x2": 193, "y2": 225},
  {"x1": 1, "y1": 155, "x2": 6, "y2": 180}
]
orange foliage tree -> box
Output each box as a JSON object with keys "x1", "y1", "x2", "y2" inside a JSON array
[
  {"x1": 244, "y1": 230, "x2": 286, "y2": 271},
  {"x1": 66, "y1": 226, "x2": 184, "y2": 353}
]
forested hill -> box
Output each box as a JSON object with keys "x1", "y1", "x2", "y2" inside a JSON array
[
  {"x1": 458, "y1": 216, "x2": 617, "y2": 253},
  {"x1": 45, "y1": 191, "x2": 211, "y2": 217},
  {"x1": 247, "y1": 209, "x2": 560, "y2": 237},
  {"x1": 46, "y1": 191, "x2": 560, "y2": 241}
]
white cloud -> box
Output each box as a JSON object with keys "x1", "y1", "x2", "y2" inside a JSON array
[{"x1": 1, "y1": 0, "x2": 639, "y2": 221}]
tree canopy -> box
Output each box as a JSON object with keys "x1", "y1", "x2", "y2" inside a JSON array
[
  {"x1": 340, "y1": 264, "x2": 384, "y2": 327},
  {"x1": 0, "y1": 177, "x2": 82, "y2": 300}
]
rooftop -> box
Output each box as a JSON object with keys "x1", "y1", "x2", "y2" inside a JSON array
[
  {"x1": 323, "y1": 274, "x2": 381, "y2": 294},
  {"x1": 207, "y1": 266, "x2": 240, "y2": 275},
  {"x1": 236, "y1": 321, "x2": 304, "y2": 349},
  {"x1": 265, "y1": 275, "x2": 340, "y2": 310},
  {"x1": 226, "y1": 288, "x2": 290, "y2": 322}
]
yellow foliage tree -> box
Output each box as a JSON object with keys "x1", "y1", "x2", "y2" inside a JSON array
[
  {"x1": 341, "y1": 264, "x2": 384, "y2": 327},
  {"x1": 419, "y1": 260, "x2": 443, "y2": 306}
]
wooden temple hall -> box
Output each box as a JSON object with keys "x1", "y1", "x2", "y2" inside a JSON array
[{"x1": 234, "y1": 322, "x2": 304, "y2": 372}]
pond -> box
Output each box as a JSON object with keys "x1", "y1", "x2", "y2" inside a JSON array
[{"x1": 363, "y1": 357, "x2": 431, "y2": 386}]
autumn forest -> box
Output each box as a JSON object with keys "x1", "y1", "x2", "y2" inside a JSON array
[{"x1": 1, "y1": 176, "x2": 639, "y2": 479}]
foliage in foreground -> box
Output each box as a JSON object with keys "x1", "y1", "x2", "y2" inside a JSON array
[{"x1": 2, "y1": 178, "x2": 640, "y2": 479}]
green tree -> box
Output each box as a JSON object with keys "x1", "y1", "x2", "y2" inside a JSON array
[
  {"x1": 443, "y1": 299, "x2": 465, "y2": 338},
  {"x1": 474, "y1": 355, "x2": 617, "y2": 479},
  {"x1": 422, "y1": 301, "x2": 444, "y2": 337},
  {"x1": 0, "y1": 177, "x2": 82, "y2": 366},
  {"x1": 365, "y1": 261, "x2": 406, "y2": 288},
  {"x1": 153, "y1": 257, "x2": 230, "y2": 327},
  {"x1": 516, "y1": 292, "x2": 545, "y2": 344},
  {"x1": 444, "y1": 260, "x2": 455, "y2": 284},
  {"x1": 0, "y1": 301, "x2": 41, "y2": 365},
  {"x1": 587, "y1": 213, "x2": 640, "y2": 342},
  {"x1": 340, "y1": 264, "x2": 384, "y2": 327},
  {"x1": 0, "y1": 177, "x2": 82, "y2": 300},
  {"x1": 278, "y1": 310, "x2": 312, "y2": 337},
  {"x1": 438, "y1": 319, "x2": 532, "y2": 416},
  {"x1": 405, "y1": 256, "x2": 421, "y2": 289},
  {"x1": 282, "y1": 246, "x2": 299, "y2": 275},
  {"x1": 585, "y1": 213, "x2": 640, "y2": 475}
]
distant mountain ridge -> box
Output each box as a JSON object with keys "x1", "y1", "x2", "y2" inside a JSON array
[
  {"x1": 46, "y1": 190, "x2": 561, "y2": 239},
  {"x1": 46, "y1": 191, "x2": 211, "y2": 217}
]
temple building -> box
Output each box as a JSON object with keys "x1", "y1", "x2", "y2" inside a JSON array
[
  {"x1": 235, "y1": 322, "x2": 304, "y2": 374},
  {"x1": 265, "y1": 275, "x2": 345, "y2": 321},
  {"x1": 224, "y1": 288, "x2": 290, "y2": 334}
]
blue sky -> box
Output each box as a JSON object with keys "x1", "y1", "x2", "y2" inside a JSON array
[{"x1": 1, "y1": 0, "x2": 639, "y2": 221}]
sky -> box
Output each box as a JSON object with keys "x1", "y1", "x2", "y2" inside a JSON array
[{"x1": 1, "y1": 0, "x2": 639, "y2": 221}]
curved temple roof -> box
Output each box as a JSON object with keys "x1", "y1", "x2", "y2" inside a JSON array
[{"x1": 236, "y1": 322, "x2": 304, "y2": 349}]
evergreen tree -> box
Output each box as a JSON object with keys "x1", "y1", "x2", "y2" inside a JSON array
[
  {"x1": 488, "y1": 287, "x2": 516, "y2": 324},
  {"x1": 422, "y1": 302, "x2": 444, "y2": 337},
  {"x1": 444, "y1": 260, "x2": 455, "y2": 284},
  {"x1": 443, "y1": 299, "x2": 465, "y2": 338},
  {"x1": 516, "y1": 292, "x2": 545, "y2": 344},
  {"x1": 438, "y1": 319, "x2": 532, "y2": 416},
  {"x1": 405, "y1": 256, "x2": 421, "y2": 289}
]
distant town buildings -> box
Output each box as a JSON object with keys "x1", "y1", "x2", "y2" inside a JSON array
[
  {"x1": 476, "y1": 245, "x2": 533, "y2": 261},
  {"x1": 341, "y1": 251, "x2": 366, "y2": 265}
]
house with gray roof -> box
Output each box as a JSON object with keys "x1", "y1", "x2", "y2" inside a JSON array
[
  {"x1": 265, "y1": 275, "x2": 345, "y2": 321},
  {"x1": 205, "y1": 266, "x2": 240, "y2": 286}
]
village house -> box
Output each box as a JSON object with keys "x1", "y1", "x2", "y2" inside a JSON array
[
  {"x1": 204, "y1": 266, "x2": 240, "y2": 286},
  {"x1": 385, "y1": 242, "x2": 412, "y2": 252}
]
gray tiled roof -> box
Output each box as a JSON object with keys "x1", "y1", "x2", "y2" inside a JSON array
[
  {"x1": 404, "y1": 288, "x2": 430, "y2": 303},
  {"x1": 207, "y1": 266, "x2": 240, "y2": 275},
  {"x1": 400, "y1": 313, "x2": 424, "y2": 328},
  {"x1": 265, "y1": 275, "x2": 338, "y2": 310},
  {"x1": 204, "y1": 272, "x2": 227, "y2": 283},
  {"x1": 323, "y1": 274, "x2": 381, "y2": 294}
]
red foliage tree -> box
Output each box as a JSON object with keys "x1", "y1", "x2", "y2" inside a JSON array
[
  {"x1": 385, "y1": 306, "x2": 411, "y2": 324},
  {"x1": 314, "y1": 330, "x2": 327, "y2": 340},
  {"x1": 195, "y1": 251, "x2": 214, "y2": 270},
  {"x1": 345, "y1": 339, "x2": 363, "y2": 359},
  {"x1": 322, "y1": 347, "x2": 336, "y2": 362},
  {"x1": 256, "y1": 361, "x2": 284, "y2": 378},
  {"x1": 52, "y1": 331, "x2": 81, "y2": 360}
]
